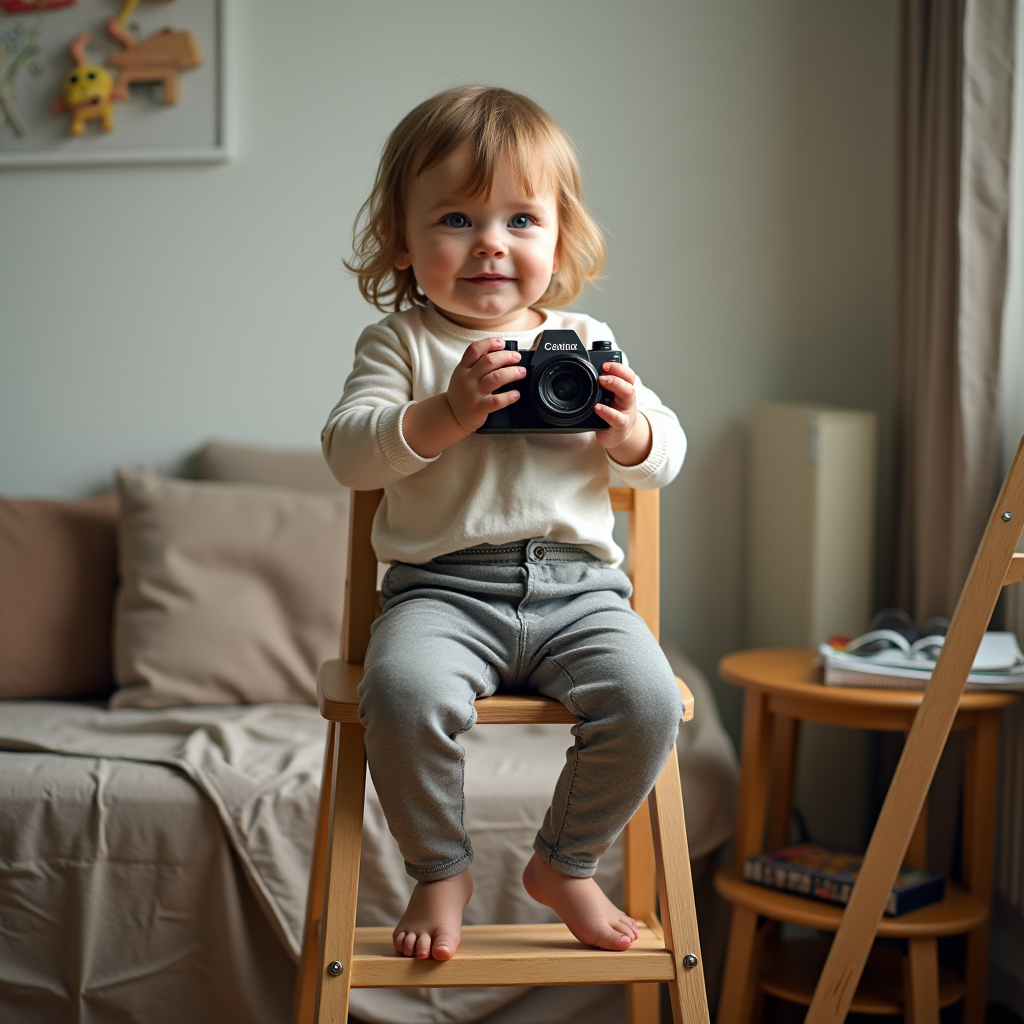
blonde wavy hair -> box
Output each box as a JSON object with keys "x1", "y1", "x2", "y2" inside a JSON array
[{"x1": 347, "y1": 86, "x2": 605, "y2": 312}]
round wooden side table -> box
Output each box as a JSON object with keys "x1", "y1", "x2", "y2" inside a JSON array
[{"x1": 713, "y1": 647, "x2": 1020, "y2": 1024}]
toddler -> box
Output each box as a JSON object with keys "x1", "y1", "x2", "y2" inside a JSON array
[{"x1": 322, "y1": 86, "x2": 686, "y2": 963}]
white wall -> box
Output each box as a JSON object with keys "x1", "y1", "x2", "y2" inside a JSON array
[{"x1": 0, "y1": 1, "x2": 897, "y2": 745}]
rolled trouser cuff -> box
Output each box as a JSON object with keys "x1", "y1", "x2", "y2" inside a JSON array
[
  {"x1": 532, "y1": 835, "x2": 598, "y2": 879},
  {"x1": 405, "y1": 849, "x2": 474, "y2": 883}
]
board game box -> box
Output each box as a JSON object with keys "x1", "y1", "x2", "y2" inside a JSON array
[{"x1": 744, "y1": 842, "x2": 945, "y2": 916}]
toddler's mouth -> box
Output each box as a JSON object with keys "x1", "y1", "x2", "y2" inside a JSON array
[{"x1": 464, "y1": 274, "x2": 514, "y2": 286}]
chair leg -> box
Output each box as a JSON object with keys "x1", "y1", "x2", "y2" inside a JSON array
[
  {"x1": 626, "y1": 982, "x2": 660, "y2": 1024},
  {"x1": 648, "y1": 744, "x2": 710, "y2": 1024},
  {"x1": 314, "y1": 724, "x2": 367, "y2": 1024},
  {"x1": 624, "y1": 798, "x2": 660, "y2": 1024},
  {"x1": 293, "y1": 725, "x2": 336, "y2": 1024},
  {"x1": 716, "y1": 907, "x2": 762, "y2": 1024},
  {"x1": 903, "y1": 937, "x2": 940, "y2": 1024}
]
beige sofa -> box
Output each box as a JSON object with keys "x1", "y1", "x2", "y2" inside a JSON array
[{"x1": 0, "y1": 442, "x2": 738, "y2": 1024}]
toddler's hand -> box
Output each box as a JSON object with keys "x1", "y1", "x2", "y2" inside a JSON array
[
  {"x1": 446, "y1": 337, "x2": 525, "y2": 434},
  {"x1": 595, "y1": 362, "x2": 652, "y2": 465}
]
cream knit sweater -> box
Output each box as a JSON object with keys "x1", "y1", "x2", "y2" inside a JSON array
[{"x1": 321, "y1": 304, "x2": 686, "y2": 566}]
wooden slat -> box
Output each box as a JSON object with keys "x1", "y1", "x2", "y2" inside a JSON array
[
  {"x1": 610, "y1": 486, "x2": 635, "y2": 512},
  {"x1": 1003, "y1": 552, "x2": 1024, "y2": 586},
  {"x1": 342, "y1": 489, "x2": 383, "y2": 663},
  {"x1": 347, "y1": 922, "x2": 674, "y2": 987},
  {"x1": 629, "y1": 489, "x2": 660, "y2": 640},
  {"x1": 806, "y1": 437, "x2": 1024, "y2": 1023},
  {"x1": 319, "y1": 659, "x2": 694, "y2": 725}
]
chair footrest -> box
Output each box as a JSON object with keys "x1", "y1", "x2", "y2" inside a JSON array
[{"x1": 348, "y1": 922, "x2": 676, "y2": 987}]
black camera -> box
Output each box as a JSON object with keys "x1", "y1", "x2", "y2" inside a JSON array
[{"x1": 477, "y1": 330, "x2": 622, "y2": 433}]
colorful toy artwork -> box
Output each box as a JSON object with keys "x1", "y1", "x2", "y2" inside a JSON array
[
  {"x1": 1, "y1": 0, "x2": 208, "y2": 145},
  {"x1": 51, "y1": 31, "x2": 126, "y2": 134},
  {"x1": 0, "y1": 23, "x2": 42, "y2": 136},
  {"x1": 106, "y1": 16, "x2": 200, "y2": 105}
]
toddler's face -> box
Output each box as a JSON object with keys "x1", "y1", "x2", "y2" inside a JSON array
[{"x1": 396, "y1": 145, "x2": 559, "y2": 332}]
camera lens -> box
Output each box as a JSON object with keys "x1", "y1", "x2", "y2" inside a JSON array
[
  {"x1": 531, "y1": 357, "x2": 599, "y2": 426},
  {"x1": 551, "y1": 371, "x2": 581, "y2": 404}
]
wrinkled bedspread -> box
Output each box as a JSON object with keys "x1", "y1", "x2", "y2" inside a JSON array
[{"x1": 0, "y1": 652, "x2": 737, "y2": 1024}]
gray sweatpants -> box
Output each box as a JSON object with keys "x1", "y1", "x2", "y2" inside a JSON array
[{"x1": 358, "y1": 540, "x2": 683, "y2": 882}]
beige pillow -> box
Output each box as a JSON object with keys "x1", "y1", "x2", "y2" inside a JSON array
[
  {"x1": 0, "y1": 493, "x2": 119, "y2": 700},
  {"x1": 112, "y1": 470, "x2": 348, "y2": 708},
  {"x1": 197, "y1": 440, "x2": 342, "y2": 494}
]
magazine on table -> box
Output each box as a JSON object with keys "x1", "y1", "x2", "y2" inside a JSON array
[{"x1": 820, "y1": 629, "x2": 1024, "y2": 691}]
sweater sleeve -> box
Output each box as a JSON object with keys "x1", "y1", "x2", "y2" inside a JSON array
[
  {"x1": 606, "y1": 361, "x2": 687, "y2": 490},
  {"x1": 321, "y1": 324, "x2": 439, "y2": 490}
]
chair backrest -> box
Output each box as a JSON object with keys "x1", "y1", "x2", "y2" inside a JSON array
[
  {"x1": 342, "y1": 487, "x2": 660, "y2": 663},
  {"x1": 806, "y1": 438, "x2": 1024, "y2": 1022}
]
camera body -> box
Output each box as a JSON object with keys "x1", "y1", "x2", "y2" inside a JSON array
[{"x1": 477, "y1": 330, "x2": 622, "y2": 433}]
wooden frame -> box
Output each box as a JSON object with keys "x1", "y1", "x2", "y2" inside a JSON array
[{"x1": 292, "y1": 487, "x2": 710, "y2": 1024}]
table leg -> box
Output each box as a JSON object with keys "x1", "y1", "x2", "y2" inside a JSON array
[
  {"x1": 717, "y1": 907, "x2": 762, "y2": 1024},
  {"x1": 733, "y1": 689, "x2": 774, "y2": 864},
  {"x1": 961, "y1": 711, "x2": 1000, "y2": 1023},
  {"x1": 903, "y1": 937, "x2": 940, "y2": 1024},
  {"x1": 766, "y1": 714, "x2": 799, "y2": 851}
]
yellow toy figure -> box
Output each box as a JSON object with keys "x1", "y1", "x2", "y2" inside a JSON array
[{"x1": 51, "y1": 33, "x2": 127, "y2": 136}]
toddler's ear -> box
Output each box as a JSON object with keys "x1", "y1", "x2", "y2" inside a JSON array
[{"x1": 395, "y1": 248, "x2": 412, "y2": 271}]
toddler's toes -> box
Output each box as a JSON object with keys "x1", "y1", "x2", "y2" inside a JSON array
[
  {"x1": 415, "y1": 932, "x2": 432, "y2": 959},
  {"x1": 597, "y1": 924, "x2": 634, "y2": 951},
  {"x1": 431, "y1": 929, "x2": 459, "y2": 961}
]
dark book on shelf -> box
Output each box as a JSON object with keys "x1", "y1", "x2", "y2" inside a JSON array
[{"x1": 744, "y1": 842, "x2": 945, "y2": 917}]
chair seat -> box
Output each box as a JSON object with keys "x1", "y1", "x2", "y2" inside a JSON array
[
  {"x1": 348, "y1": 921, "x2": 676, "y2": 988},
  {"x1": 318, "y1": 659, "x2": 695, "y2": 725}
]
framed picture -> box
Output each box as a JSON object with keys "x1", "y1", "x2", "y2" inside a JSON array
[{"x1": 0, "y1": 0, "x2": 227, "y2": 166}]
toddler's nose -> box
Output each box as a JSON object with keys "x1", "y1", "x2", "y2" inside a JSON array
[{"x1": 473, "y1": 231, "x2": 506, "y2": 259}]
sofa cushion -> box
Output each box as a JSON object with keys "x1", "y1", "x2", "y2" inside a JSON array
[
  {"x1": 197, "y1": 440, "x2": 342, "y2": 494},
  {"x1": 0, "y1": 493, "x2": 119, "y2": 700},
  {"x1": 112, "y1": 469, "x2": 348, "y2": 708}
]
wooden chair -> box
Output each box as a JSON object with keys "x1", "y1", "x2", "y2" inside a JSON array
[
  {"x1": 292, "y1": 487, "x2": 711, "y2": 1024},
  {"x1": 801, "y1": 439, "x2": 1024, "y2": 1022}
]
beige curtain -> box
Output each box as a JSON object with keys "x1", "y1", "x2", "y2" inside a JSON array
[{"x1": 895, "y1": 0, "x2": 1016, "y2": 622}]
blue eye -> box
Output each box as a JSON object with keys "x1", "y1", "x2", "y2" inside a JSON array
[
  {"x1": 443, "y1": 213, "x2": 470, "y2": 228},
  {"x1": 509, "y1": 214, "x2": 534, "y2": 229}
]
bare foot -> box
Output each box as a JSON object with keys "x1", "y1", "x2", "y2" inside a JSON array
[
  {"x1": 393, "y1": 869, "x2": 473, "y2": 961},
  {"x1": 522, "y1": 852, "x2": 639, "y2": 951}
]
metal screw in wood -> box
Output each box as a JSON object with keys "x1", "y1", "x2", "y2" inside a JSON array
[
  {"x1": 683, "y1": 953, "x2": 699, "y2": 967},
  {"x1": 1003, "y1": 511, "x2": 1013, "y2": 522},
  {"x1": 327, "y1": 960, "x2": 344, "y2": 976}
]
